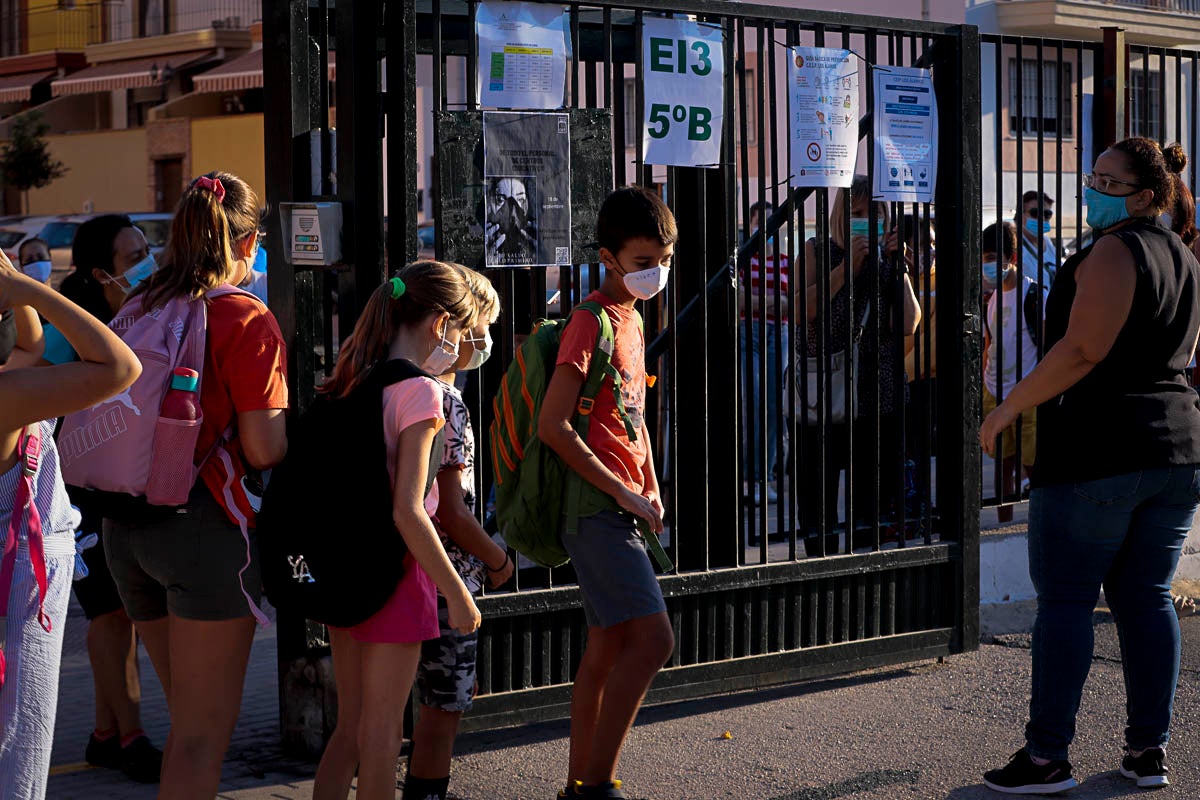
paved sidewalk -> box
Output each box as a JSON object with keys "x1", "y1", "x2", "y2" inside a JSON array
[{"x1": 46, "y1": 603, "x2": 1200, "y2": 799}]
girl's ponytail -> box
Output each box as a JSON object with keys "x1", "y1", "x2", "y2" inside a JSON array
[{"x1": 322, "y1": 260, "x2": 477, "y2": 398}]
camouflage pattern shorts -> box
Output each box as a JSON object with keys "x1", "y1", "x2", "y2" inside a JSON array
[{"x1": 416, "y1": 599, "x2": 479, "y2": 712}]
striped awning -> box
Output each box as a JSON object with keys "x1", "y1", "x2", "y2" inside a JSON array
[
  {"x1": 191, "y1": 48, "x2": 336, "y2": 94},
  {"x1": 192, "y1": 48, "x2": 262, "y2": 93},
  {"x1": 52, "y1": 51, "x2": 213, "y2": 97},
  {"x1": 0, "y1": 71, "x2": 54, "y2": 103}
]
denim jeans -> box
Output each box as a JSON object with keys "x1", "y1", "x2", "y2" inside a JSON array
[
  {"x1": 1025, "y1": 465, "x2": 1200, "y2": 761},
  {"x1": 740, "y1": 320, "x2": 789, "y2": 482}
]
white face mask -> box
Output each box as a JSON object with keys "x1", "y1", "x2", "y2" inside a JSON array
[
  {"x1": 619, "y1": 264, "x2": 671, "y2": 301},
  {"x1": 464, "y1": 330, "x2": 493, "y2": 371},
  {"x1": 421, "y1": 322, "x2": 461, "y2": 375},
  {"x1": 21, "y1": 259, "x2": 52, "y2": 284}
]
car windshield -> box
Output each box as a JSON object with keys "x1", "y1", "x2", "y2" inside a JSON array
[
  {"x1": 135, "y1": 219, "x2": 171, "y2": 248},
  {"x1": 0, "y1": 231, "x2": 23, "y2": 250},
  {"x1": 38, "y1": 222, "x2": 78, "y2": 249}
]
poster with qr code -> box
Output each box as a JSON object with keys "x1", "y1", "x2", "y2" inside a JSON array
[{"x1": 482, "y1": 111, "x2": 572, "y2": 268}]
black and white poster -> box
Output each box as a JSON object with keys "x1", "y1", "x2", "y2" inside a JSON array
[{"x1": 482, "y1": 111, "x2": 572, "y2": 268}]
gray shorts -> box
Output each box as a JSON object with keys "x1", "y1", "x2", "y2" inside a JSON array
[
  {"x1": 104, "y1": 488, "x2": 262, "y2": 622},
  {"x1": 563, "y1": 509, "x2": 666, "y2": 629},
  {"x1": 416, "y1": 598, "x2": 479, "y2": 713}
]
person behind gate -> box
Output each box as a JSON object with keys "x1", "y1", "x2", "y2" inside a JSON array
[
  {"x1": 980, "y1": 137, "x2": 1200, "y2": 794},
  {"x1": 538, "y1": 186, "x2": 676, "y2": 800},
  {"x1": 404, "y1": 265, "x2": 514, "y2": 800},
  {"x1": 0, "y1": 249, "x2": 140, "y2": 800},
  {"x1": 311, "y1": 260, "x2": 482, "y2": 800}
]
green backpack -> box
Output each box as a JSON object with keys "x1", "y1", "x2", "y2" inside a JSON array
[{"x1": 490, "y1": 300, "x2": 671, "y2": 571}]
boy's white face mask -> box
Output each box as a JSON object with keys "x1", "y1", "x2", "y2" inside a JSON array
[{"x1": 619, "y1": 263, "x2": 671, "y2": 301}]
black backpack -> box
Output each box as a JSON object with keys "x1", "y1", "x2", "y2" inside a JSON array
[{"x1": 258, "y1": 359, "x2": 445, "y2": 628}]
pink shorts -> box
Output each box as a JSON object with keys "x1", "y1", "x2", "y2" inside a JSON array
[{"x1": 337, "y1": 553, "x2": 439, "y2": 643}]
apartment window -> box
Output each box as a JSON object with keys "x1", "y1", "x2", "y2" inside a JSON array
[
  {"x1": 1008, "y1": 59, "x2": 1073, "y2": 137},
  {"x1": 1130, "y1": 70, "x2": 1162, "y2": 142}
]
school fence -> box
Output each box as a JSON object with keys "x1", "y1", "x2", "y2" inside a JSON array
[
  {"x1": 263, "y1": 0, "x2": 981, "y2": 751},
  {"x1": 979, "y1": 28, "x2": 1200, "y2": 513}
]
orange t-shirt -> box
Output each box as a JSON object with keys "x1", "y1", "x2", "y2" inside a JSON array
[
  {"x1": 555, "y1": 291, "x2": 648, "y2": 495},
  {"x1": 197, "y1": 292, "x2": 289, "y2": 525}
]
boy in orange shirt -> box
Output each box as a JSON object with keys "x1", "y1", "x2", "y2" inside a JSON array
[{"x1": 538, "y1": 186, "x2": 677, "y2": 800}]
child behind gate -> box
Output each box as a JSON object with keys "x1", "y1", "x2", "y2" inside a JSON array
[
  {"x1": 312, "y1": 261, "x2": 483, "y2": 800},
  {"x1": 0, "y1": 250, "x2": 140, "y2": 800}
]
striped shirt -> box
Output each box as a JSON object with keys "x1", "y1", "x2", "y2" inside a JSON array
[{"x1": 742, "y1": 253, "x2": 790, "y2": 323}]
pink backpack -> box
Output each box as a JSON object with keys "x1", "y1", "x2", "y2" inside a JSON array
[{"x1": 58, "y1": 284, "x2": 248, "y2": 506}]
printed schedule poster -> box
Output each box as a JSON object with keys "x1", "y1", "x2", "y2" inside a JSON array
[
  {"x1": 873, "y1": 65, "x2": 937, "y2": 203},
  {"x1": 476, "y1": 0, "x2": 567, "y2": 110},
  {"x1": 482, "y1": 111, "x2": 572, "y2": 268},
  {"x1": 642, "y1": 17, "x2": 725, "y2": 168},
  {"x1": 787, "y1": 47, "x2": 859, "y2": 189}
]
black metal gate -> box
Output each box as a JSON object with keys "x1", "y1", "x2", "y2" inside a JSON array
[{"x1": 263, "y1": 0, "x2": 981, "y2": 744}]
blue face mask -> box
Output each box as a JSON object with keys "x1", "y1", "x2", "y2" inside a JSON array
[
  {"x1": 118, "y1": 254, "x2": 157, "y2": 294},
  {"x1": 21, "y1": 259, "x2": 52, "y2": 284},
  {"x1": 1025, "y1": 217, "x2": 1051, "y2": 236},
  {"x1": 1085, "y1": 187, "x2": 1132, "y2": 231},
  {"x1": 981, "y1": 260, "x2": 1013, "y2": 287}
]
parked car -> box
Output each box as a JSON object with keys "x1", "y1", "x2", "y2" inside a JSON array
[
  {"x1": 0, "y1": 215, "x2": 58, "y2": 263},
  {"x1": 0, "y1": 229, "x2": 25, "y2": 255},
  {"x1": 128, "y1": 213, "x2": 172, "y2": 254},
  {"x1": 417, "y1": 222, "x2": 435, "y2": 259},
  {"x1": 35, "y1": 216, "x2": 93, "y2": 272}
]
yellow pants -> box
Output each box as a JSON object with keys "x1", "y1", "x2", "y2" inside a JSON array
[{"x1": 982, "y1": 387, "x2": 1037, "y2": 467}]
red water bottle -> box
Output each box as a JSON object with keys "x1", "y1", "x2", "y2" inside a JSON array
[{"x1": 160, "y1": 367, "x2": 200, "y2": 421}]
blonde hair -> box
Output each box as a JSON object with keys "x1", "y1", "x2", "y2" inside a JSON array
[
  {"x1": 456, "y1": 265, "x2": 501, "y2": 325},
  {"x1": 828, "y1": 174, "x2": 888, "y2": 249},
  {"x1": 136, "y1": 171, "x2": 259, "y2": 310},
  {"x1": 321, "y1": 260, "x2": 477, "y2": 398}
]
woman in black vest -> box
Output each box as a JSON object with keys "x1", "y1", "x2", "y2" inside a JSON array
[{"x1": 980, "y1": 138, "x2": 1200, "y2": 794}]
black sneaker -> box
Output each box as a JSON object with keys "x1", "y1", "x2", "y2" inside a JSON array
[
  {"x1": 1120, "y1": 747, "x2": 1169, "y2": 789},
  {"x1": 983, "y1": 749, "x2": 1078, "y2": 794},
  {"x1": 575, "y1": 781, "x2": 628, "y2": 799},
  {"x1": 119, "y1": 735, "x2": 163, "y2": 784},
  {"x1": 84, "y1": 733, "x2": 122, "y2": 769}
]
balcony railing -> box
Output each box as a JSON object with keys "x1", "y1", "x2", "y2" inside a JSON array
[
  {"x1": 1104, "y1": 0, "x2": 1200, "y2": 13},
  {"x1": 11, "y1": 2, "x2": 261, "y2": 56}
]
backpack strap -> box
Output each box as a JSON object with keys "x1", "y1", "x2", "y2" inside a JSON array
[
  {"x1": 0, "y1": 425, "x2": 51, "y2": 666},
  {"x1": 561, "y1": 303, "x2": 672, "y2": 573},
  {"x1": 1022, "y1": 281, "x2": 1043, "y2": 352}
]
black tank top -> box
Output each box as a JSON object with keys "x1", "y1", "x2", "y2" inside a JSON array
[{"x1": 1033, "y1": 218, "x2": 1200, "y2": 486}]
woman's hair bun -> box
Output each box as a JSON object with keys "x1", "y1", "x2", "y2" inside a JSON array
[{"x1": 1164, "y1": 142, "x2": 1188, "y2": 175}]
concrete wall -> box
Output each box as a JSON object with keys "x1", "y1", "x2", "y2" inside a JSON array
[
  {"x1": 16, "y1": 127, "x2": 147, "y2": 214},
  {"x1": 190, "y1": 114, "x2": 265, "y2": 204}
]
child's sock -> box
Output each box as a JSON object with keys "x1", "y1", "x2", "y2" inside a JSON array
[
  {"x1": 92, "y1": 727, "x2": 118, "y2": 742},
  {"x1": 402, "y1": 774, "x2": 450, "y2": 800},
  {"x1": 120, "y1": 728, "x2": 147, "y2": 749}
]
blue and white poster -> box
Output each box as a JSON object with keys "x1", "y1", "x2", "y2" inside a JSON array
[
  {"x1": 787, "y1": 47, "x2": 859, "y2": 189},
  {"x1": 872, "y1": 65, "x2": 937, "y2": 203}
]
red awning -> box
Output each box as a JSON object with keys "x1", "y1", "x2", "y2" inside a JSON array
[
  {"x1": 191, "y1": 48, "x2": 336, "y2": 94},
  {"x1": 193, "y1": 48, "x2": 262, "y2": 93},
  {"x1": 0, "y1": 71, "x2": 54, "y2": 103},
  {"x1": 52, "y1": 51, "x2": 214, "y2": 97}
]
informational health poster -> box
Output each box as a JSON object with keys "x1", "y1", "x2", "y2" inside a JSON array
[
  {"x1": 641, "y1": 17, "x2": 724, "y2": 168},
  {"x1": 482, "y1": 111, "x2": 572, "y2": 268},
  {"x1": 873, "y1": 65, "x2": 938, "y2": 203},
  {"x1": 787, "y1": 47, "x2": 859, "y2": 189},
  {"x1": 476, "y1": 1, "x2": 568, "y2": 110}
]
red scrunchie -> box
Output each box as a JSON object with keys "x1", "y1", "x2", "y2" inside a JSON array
[{"x1": 193, "y1": 176, "x2": 226, "y2": 203}]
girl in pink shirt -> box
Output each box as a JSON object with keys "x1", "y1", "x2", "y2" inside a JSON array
[{"x1": 312, "y1": 261, "x2": 481, "y2": 800}]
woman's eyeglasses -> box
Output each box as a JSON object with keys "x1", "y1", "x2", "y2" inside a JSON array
[{"x1": 1084, "y1": 173, "x2": 1141, "y2": 193}]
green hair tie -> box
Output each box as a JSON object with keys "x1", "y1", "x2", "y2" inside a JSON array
[{"x1": 390, "y1": 276, "x2": 406, "y2": 299}]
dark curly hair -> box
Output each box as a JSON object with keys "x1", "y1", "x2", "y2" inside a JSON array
[
  {"x1": 1110, "y1": 137, "x2": 1176, "y2": 215},
  {"x1": 1163, "y1": 143, "x2": 1197, "y2": 247}
]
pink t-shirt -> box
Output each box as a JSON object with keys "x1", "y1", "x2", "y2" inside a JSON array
[{"x1": 341, "y1": 376, "x2": 445, "y2": 643}]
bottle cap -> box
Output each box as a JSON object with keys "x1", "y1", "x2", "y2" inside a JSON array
[{"x1": 170, "y1": 367, "x2": 199, "y2": 392}]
